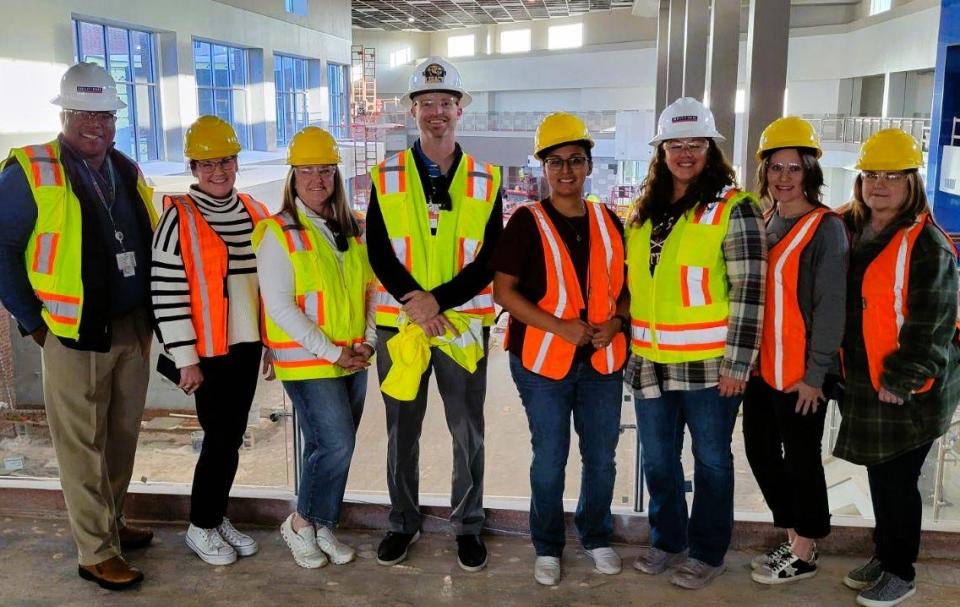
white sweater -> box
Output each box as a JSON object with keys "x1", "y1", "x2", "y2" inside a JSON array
[
  {"x1": 256, "y1": 199, "x2": 377, "y2": 363},
  {"x1": 151, "y1": 186, "x2": 261, "y2": 367}
]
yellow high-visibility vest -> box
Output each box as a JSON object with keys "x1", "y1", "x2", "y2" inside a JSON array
[
  {"x1": 252, "y1": 209, "x2": 372, "y2": 380},
  {"x1": 627, "y1": 188, "x2": 756, "y2": 363},
  {"x1": 370, "y1": 149, "x2": 500, "y2": 328},
  {"x1": 6, "y1": 140, "x2": 157, "y2": 339}
]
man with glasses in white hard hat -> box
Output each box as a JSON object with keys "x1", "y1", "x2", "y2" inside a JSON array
[
  {"x1": 0, "y1": 62, "x2": 158, "y2": 590},
  {"x1": 366, "y1": 56, "x2": 502, "y2": 571}
]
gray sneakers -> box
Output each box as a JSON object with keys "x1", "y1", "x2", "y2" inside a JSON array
[
  {"x1": 855, "y1": 572, "x2": 916, "y2": 607},
  {"x1": 632, "y1": 546, "x2": 689, "y2": 575},
  {"x1": 669, "y1": 557, "x2": 726, "y2": 589},
  {"x1": 845, "y1": 556, "x2": 884, "y2": 590}
]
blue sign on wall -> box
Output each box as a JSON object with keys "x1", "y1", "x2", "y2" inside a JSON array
[{"x1": 928, "y1": 0, "x2": 960, "y2": 233}]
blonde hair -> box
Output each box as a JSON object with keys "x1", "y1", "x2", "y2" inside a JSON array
[{"x1": 278, "y1": 167, "x2": 361, "y2": 237}]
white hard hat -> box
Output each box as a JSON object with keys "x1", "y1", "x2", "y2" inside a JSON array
[
  {"x1": 402, "y1": 57, "x2": 472, "y2": 109},
  {"x1": 51, "y1": 62, "x2": 126, "y2": 111},
  {"x1": 649, "y1": 97, "x2": 725, "y2": 146}
]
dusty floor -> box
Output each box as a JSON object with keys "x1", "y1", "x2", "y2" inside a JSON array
[{"x1": 0, "y1": 514, "x2": 958, "y2": 607}]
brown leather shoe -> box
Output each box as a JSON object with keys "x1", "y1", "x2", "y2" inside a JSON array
[
  {"x1": 118, "y1": 523, "x2": 154, "y2": 550},
  {"x1": 78, "y1": 556, "x2": 144, "y2": 590}
]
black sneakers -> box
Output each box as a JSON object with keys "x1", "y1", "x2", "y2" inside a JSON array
[
  {"x1": 456, "y1": 534, "x2": 488, "y2": 572},
  {"x1": 376, "y1": 530, "x2": 420, "y2": 566},
  {"x1": 751, "y1": 549, "x2": 818, "y2": 584}
]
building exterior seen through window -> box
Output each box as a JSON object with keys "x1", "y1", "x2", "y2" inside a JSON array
[
  {"x1": 193, "y1": 39, "x2": 250, "y2": 150},
  {"x1": 274, "y1": 54, "x2": 309, "y2": 147},
  {"x1": 73, "y1": 20, "x2": 161, "y2": 162},
  {"x1": 500, "y1": 29, "x2": 531, "y2": 54},
  {"x1": 548, "y1": 23, "x2": 583, "y2": 50},
  {"x1": 284, "y1": 0, "x2": 307, "y2": 17}
]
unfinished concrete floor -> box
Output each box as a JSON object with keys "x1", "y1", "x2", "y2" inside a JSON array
[{"x1": 1, "y1": 515, "x2": 959, "y2": 607}]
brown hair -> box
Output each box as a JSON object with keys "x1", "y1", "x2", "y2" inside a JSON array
[
  {"x1": 279, "y1": 167, "x2": 361, "y2": 238},
  {"x1": 755, "y1": 148, "x2": 825, "y2": 211},
  {"x1": 629, "y1": 139, "x2": 737, "y2": 226},
  {"x1": 845, "y1": 169, "x2": 931, "y2": 233}
]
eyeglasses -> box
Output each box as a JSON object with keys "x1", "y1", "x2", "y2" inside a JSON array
[
  {"x1": 196, "y1": 157, "x2": 237, "y2": 173},
  {"x1": 413, "y1": 97, "x2": 460, "y2": 112},
  {"x1": 768, "y1": 163, "x2": 803, "y2": 175},
  {"x1": 543, "y1": 156, "x2": 590, "y2": 171},
  {"x1": 664, "y1": 140, "x2": 709, "y2": 155},
  {"x1": 65, "y1": 109, "x2": 116, "y2": 123},
  {"x1": 861, "y1": 171, "x2": 907, "y2": 183},
  {"x1": 295, "y1": 166, "x2": 337, "y2": 179}
]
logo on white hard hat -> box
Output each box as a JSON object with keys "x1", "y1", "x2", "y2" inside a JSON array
[
  {"x1": 672, "y1": 115, "x2": 698, "y2": 123},
  {"x1": 423, "y1": 63, "x2": 446, "y2": 84},
  {"x1": 76, "y1": 86, "x2": 104, "y2": 94}
]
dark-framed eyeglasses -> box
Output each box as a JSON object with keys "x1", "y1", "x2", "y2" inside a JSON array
[
  {"x1": 543, "y1": 156, "x2": 590, "y2": 171},
  {"x1": 64, "y1": 109, "x2": 117, "y2": 123},
  {"x1": 196, "y1": 156, "x2": 238, "y2": 173}
]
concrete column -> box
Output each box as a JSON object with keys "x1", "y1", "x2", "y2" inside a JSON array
[
  {"x1": 655, "y1": 0, "x2": 670, "y2": 117},
  {"x1": 741, "y1": 0, "x2": 790, "y2": 183},
  {"x1": 666, "y1": 0, "x2": 685, "y2": 104},
  {"x1": 706, "y1": 0, "x2": 740, "y2": 159},
  {"x1": 883, "y1": 71, "x2": 908, "y2": 117},
  {"x1": 682, "y1": 0, "x2": 709, "y2": 100}
]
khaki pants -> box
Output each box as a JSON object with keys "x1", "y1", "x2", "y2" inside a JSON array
[{"x1": 42, "y1": 308, "x2": 151, "y2": 565}]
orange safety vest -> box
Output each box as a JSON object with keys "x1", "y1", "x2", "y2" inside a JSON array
[
  {"x1": 516, "y1": 200, "x2": 626, "y2": 380},
  {"x1": 759, "y1": 208, "x2": 834, "y2": 391},
  {"x1": 861, "y1": 212, "x2": 940, "y2": 395},
  {"x1": 162, "y1": 193, "x2": 269, "y2": 358}
]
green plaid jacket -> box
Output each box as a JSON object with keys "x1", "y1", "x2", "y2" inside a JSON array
[{"x1": 834, "y1": 216, "x2": 960, "y2": 466}]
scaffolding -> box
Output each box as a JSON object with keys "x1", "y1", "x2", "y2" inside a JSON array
[{"x1": 349, "y1": 45, "x2": 380, "y2": 212}]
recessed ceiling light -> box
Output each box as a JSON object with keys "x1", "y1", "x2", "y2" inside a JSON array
[{"x1": 408, "y1": 16, "x2": 416, "y2": 22}]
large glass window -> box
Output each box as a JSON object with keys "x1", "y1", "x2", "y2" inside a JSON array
[
  {"x1": 74, "y1": 20, "x2": 161, "y2": 162},
  {"x1": 870, "y1": 0, "x2": 892, "y2": 16},
  {"x1": 274, "y1": 54, "x2": 309, "y2": 147},
  {"x1": 447, "y1": 34, "x2": 475, "y2": 58},
  {"x1": 285, "y1": 0, "x2": 307, "y2": 17},
  {"x1": 194, "y1": 40, "x2": 250, "y2": 149},
  {"x1": 548, "y1": 23, "x2": 583, "y2": 50},
  {"x1": 328, "y1": 63, "x2": 349, "y2": 140},
  {"x1": 500, "y1": 29, "x2": 531, "y2": 54}
]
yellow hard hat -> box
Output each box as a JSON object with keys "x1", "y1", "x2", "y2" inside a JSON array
[
  {"x1": 184, "y1": 115, "x2": 241, "y2": 161},
  {"x1": 756, "y1": 116, "x2": 821, "y2": 160},
  {"x1": 855, "y1": 128, "x2": 923, "y2": 171},
  {"x1": 534, "y1": 112, "x2": 594, "y2": 159},
  {"x1": 287, "y1": 126, "x2": 341, "y2": 165}
]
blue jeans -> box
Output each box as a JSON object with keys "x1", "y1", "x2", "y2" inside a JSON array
[
  {"x1": 283, "y1": 371, "x2": 366, "y2": 528},
  {"x1": 634, "y1": 386, "x2": 741, "y2": 567},
  {"x1": 509, "y1": 354, "x2": 623, "y2": 557}
]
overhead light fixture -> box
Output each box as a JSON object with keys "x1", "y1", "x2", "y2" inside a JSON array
[{"x1": 408, "y1": 16, "x2": 416, "y2": 22}]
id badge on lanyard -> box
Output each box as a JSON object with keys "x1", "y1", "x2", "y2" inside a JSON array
[
  {"x1": 427, "y1": 203, "x2": 441, "y2": 231},
  {"x1": 85, "y1": 158, "x2": 136, "y2": 278}
]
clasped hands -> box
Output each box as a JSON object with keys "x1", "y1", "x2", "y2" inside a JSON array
[
  {"x1": 401, "y1": 290, "x2": 460, "y2": 338},
  {"x1": 556, "y1": 317, "x2": 623, "y2": 350}
]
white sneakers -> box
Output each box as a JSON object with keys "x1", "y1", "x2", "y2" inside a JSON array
[
  {"x1": 186, "y1": 519, "x2": 258, "y2": 565},
  {"x1": 585, "y1": 547, "x2": 622, "y2": 575},
  {"x1": 217, "y1": 518, "x2": 259, "y2": 556},
  {"x1": 280, "y1": 513, "x2": 356, "y2": 568},
  {"x1": 534, "y1": 556, "x2": 562, "y2": 586}
]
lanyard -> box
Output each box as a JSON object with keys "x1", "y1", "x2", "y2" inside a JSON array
[{"x1": 82, "y1": 157, "x2": 126, "y2": 252}]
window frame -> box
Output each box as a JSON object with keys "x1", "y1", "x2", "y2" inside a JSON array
[
  {"x1": 193, "y1": 39, "x2": 251, "y2": 150},
  {"x1": 274, "y1": 53, "x2": 310, "y2": 147}
]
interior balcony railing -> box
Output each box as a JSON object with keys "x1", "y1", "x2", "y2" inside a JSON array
[{"x1": 805, "y1": 115, "x2": 932, "y2": 151}]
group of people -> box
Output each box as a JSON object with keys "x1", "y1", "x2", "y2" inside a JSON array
[{"x1": 0, "y1": 56, "x2": 956, "y2": 607}]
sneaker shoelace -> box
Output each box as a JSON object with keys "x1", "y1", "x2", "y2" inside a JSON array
[
  {"x1": 201, "y1": 528, "x2": 229, "y2": 549},
  {"x1": 218, "y1": 520, "x2": 246, "y2": 545},
  {"x1": 765, "y1": 542, "x2": 792, "y2": 563}
]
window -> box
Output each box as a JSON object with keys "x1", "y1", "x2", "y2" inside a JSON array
[
  {"x1": 328, "y1": 63, "x2": 349, "y2": 140},
  {"x1": 548, "y1": 23, "x2": 583, "y2": 50},
  {"x1": 500, "y1": 29, "x2": 531, "y2": 54},
  {"x1": 389, "y1": 47, "x2": 411, "y2": 68},
  {"x1": 193, "y1": 40, "x2": 250, "y2": 149},
  {"x1": 870, "y1": 0, "x2": 892, "y2": 16},
  {"x1": 447, "y1": 34, "x2": 475, "y2": 58},
  {"x1": 73, "y1": 20, "x2": 161, "y2": 162},
  {"x1": 274, "y1": 55, "x2": 309, "y2": 147},
  {"x1": 285, "y1": 0, "x2": 307, "y2": 17}
]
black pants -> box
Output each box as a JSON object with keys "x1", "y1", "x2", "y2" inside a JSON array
[
  {"x1": 867, "y1": 441, "x2": 934, "y2": 582},
  {"x1": 190, "y1": 342, "x2": 262, "y2": 528},
  {"x1": 742, "y1": 376, "x2": 831, "y2": 539}
]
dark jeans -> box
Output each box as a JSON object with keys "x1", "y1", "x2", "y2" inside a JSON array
[
  {"x1": 509, "y1": 354, "x2": 623, "y2": 557},
  {"x1": 375, "y1": 327, "x2": 488, "y2": 535},
  {"x1": 742, "y1": 376, "x2": 831, "y2": 539},
  {"x1": 633, "y1": 386, "x2": 741, "y2": 567},
  {"x1": 284, "y1": 372, "x2": 366, "y2": 528},
  {"x1": 190, "y1": 342, "x2": 261, "y2": 528},
  {"x1": 867, "y1": 441, "x2": 934, "y2": 582}
]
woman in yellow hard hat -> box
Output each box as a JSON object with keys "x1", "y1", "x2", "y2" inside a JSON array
[
  {"x1": 151, "y1": 114, "x2": 271, "y2": 566},
  {"x1": 491, "y1": 112, "x2": 628, "y2": 586},
  {"x1": 625, "y1": 98, "x2": 766, "y2": 589},
  {"x1": 253, "y1": 126, "x2": 376, "y2": 569},
  {"x1": 833, "y1": 128, "x2": 959, "y2": 606},
  {"x1": 742, "y1": 117, "x2": 848, "y2": 585}
]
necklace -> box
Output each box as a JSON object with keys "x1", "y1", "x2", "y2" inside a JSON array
[{"x1": 551, "y1": 200, "x2": 587, "y2": 242}]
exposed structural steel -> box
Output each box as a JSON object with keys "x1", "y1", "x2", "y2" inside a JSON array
[{"x1": 352, "y1": 0, "x2": 634, "y2": 31}]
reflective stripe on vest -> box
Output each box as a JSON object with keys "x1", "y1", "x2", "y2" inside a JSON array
[
  {"x1": 377, "y1": 152, "x2": 407, "y2": 195},
  {"x1": 165, "y1": 193, "x2": 268, "y2": 358},
  {"x1": 32, "y1": 232, "x2": 60, "y2": 275},
  {"x1": 35, "y1": 290, "x2": 80, "y2": 326},
  {"x1": 862, "y1": 214, "x2": 935, "y2": 394},
  {"x1": 520, "y1": 201, "x2": 626, "y2": 379},
  {"x1": 759, "y1": 208, "x2": 831, "y2": 390},
  {"x1": 23, "y1": 144, "x2": 64, "y2": 187},
  {"x1": 631, "y1": 319, "x2": 727, "y2": 351}
]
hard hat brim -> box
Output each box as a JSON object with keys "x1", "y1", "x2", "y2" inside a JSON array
[
  {"x1": 51, "y1": 94, "x2": 127, "y2": 111},
  {"x1": 649, "y1": 130, "x2": 725, "y2": 146}
]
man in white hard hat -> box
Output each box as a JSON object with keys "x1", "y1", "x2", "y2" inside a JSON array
[
  {"x1": 366, "y1": 56, "x2": 502, "y2": 571},
  {"x1": 0, "y1": 62, "x2": 158, "y2": 589}
]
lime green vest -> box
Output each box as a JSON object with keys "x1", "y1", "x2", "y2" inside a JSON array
[
  {"x1": 252, "y1": 210, "x2": 372, "y2": 380},
  {"x1": 627, "y1": 188, "x2": 756, "y2": 363},
  {"x1": 6, "y1": 140, "x2": 157, "y2": 339},
  {"x1": 370, "y1": 149, "x2": 500, "y2": 327}
]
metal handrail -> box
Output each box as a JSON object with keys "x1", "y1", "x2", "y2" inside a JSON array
[{"x1": 805, "y1": 115, "x2": 932, "y2": 151}]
